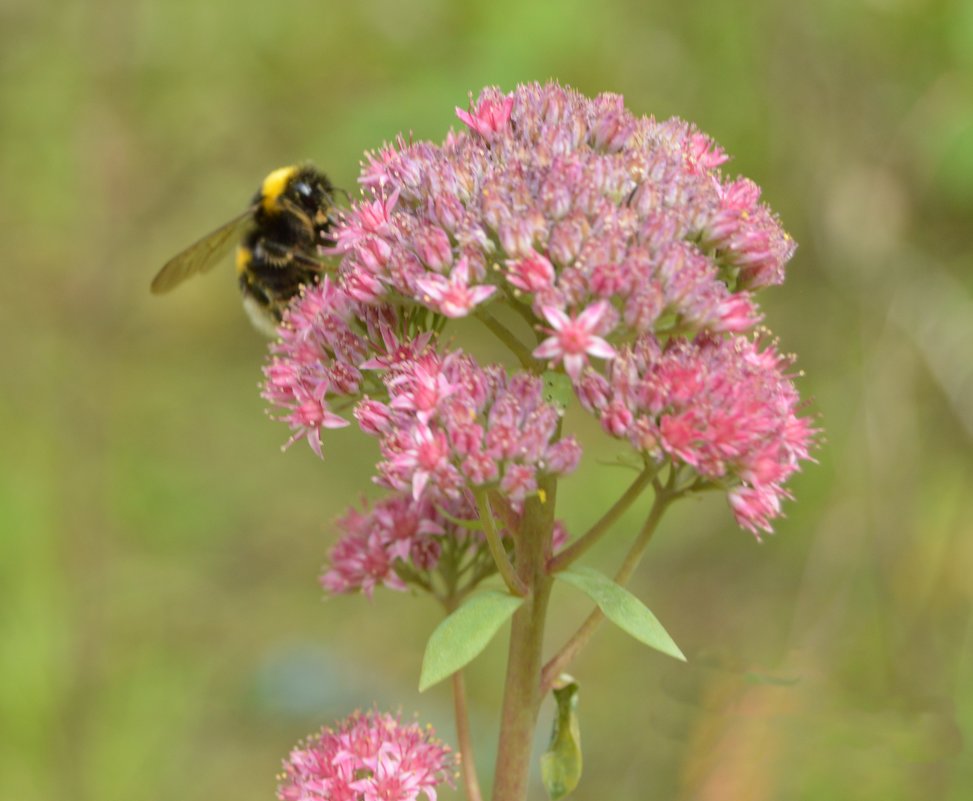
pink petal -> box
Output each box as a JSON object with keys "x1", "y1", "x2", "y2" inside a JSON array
[
  {"x1": 586, "y1": 336, "x2": 617, "y2": 360},
  {"x1": 468, "y1": 285, "x2": 497, "y2": 305},
  {"x1": 576, "y1": 299, "x2": 611, "y2": 331},
  {"x1": 540, "y1": 305, "x2": 571, "y2": 331},
  {"x1": 564, "y1": 353, "x2": 585, "y2": 381},
  {"x1": 532, "y1": 337, "x2": 563, "y2": 360}
]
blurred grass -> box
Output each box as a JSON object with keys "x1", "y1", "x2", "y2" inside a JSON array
[{"x1": 2, "y1": 0, "x2": 972, "y2": 799}]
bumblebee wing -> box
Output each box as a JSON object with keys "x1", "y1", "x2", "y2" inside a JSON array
[{"x1": 150, "y1": 208, "x2": 254, "y2": 294}]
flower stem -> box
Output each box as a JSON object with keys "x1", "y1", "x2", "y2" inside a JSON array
[
  {"x1": 502, "y1": 290, "x2": 543, "y2": 341},
  {"x1": 475, "y1": 308, "x2": 536, "y2": 369},
  {"x1": 547, "y1": 465, "x2": 656, "y2": 573},
  {"x1": 474, "y1": 489, "x2": 527, "y2": 596},
  {"x1": 451, "y1": 670, "x2": 483, "y2": 801},
  {"x1": 491, "y1": 474, "x2": 558, "y2": 801},
  {"x1": 540, "y1": 484, "x2": 675, "y2": 694}
]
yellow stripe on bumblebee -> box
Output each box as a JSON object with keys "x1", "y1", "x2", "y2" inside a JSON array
[
  {"x1": 235, "y1": 245, "x2": 252, "y2": 275},
  {"x1": 260, "y1": 165, "x2": 299, "y2": 213}
]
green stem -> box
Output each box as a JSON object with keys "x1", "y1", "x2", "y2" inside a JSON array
[
  {"x1": 540, "y1": 484, "x2": 676, "y2": 694},
  {"x1": 475, "y1": 309, "x2": 536, "y2": 369},
  {"x1": 547, "y1": 465, "x2": 655, "y2": 573},
  {"x1": 452, "y1": 670, "x2": 483, "y2": 801},
  {"x1": 502, "y1": 290, "x2": 543, "y2": 341},
  {"x1": 439, "y1": 506, "x2": 485, "y2": 531},
  {"x1": 490, "y1": 474, "x2": 558, "y2": 801},
  {"x1": 474, "y1": 489, "x2": 527, "y2": 596},
  {"x1": 439, "y1": 586, "x2": 483, "y2": 801}
]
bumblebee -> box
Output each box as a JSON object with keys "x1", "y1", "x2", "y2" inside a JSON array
[{"x1": 151, "y1": 165, "x2": 337, "y2": 335}]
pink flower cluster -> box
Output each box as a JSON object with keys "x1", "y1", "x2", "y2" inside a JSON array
[
  {"x1": 278, "y1": 710, "x2": 455, "y2": 801},
  {"x1": 320, "y1": 490, "x2": 572, "y2": 597},
  {"x1": 262, "y1": 278, "x2": 369, "y2": 457},
  {"x1": 577, "y1": 334, "x2": 815, "y2": 534},
  {"x1": 264, "y1": 282, "x2": 581, "y2": 503},
  {"x1": 262, "y1": 82, "x2": 814, "y2": 535},
  {"x1": 365, "y1": 351, "x2": 582, "y2": 503},
  {"x1": 320, "y1": 492, "x2": 464, "y2": 597},
  {"x1": 337, "y1": 82, "x2": 794, "y2": 364}
]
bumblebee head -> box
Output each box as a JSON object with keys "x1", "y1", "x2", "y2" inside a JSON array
[{"x1": 258, "y1": 165, "x2": 334, "y2": 218}]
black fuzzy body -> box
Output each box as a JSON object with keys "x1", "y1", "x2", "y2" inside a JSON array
[{"x1": 238, "y1": 166, "x2": 336, "y2": 330}]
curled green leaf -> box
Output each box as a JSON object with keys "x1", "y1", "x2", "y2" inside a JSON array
[{"x1": 540, "y1": 674, "x2": 583, "y2": 799}]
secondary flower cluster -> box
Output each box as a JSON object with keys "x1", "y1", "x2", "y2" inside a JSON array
[
  {"x1": 365, "y1": 351, "x2": 582, "y2": 502},
  {"x1": 578, "y1": 333, "x2": 814, "y2": 534},
  {"x1": 264, "y1": 280, "x2": 582, "y2": 502},
  {"x1": 320, "y1": 490, "x2": 572, "y2": 597},
  {"x1": 277, "y1": 710, "x2": 455, "y2": 801},
  {"x1": 320, "y1": 492, "x2": 468, "y2": 597}
]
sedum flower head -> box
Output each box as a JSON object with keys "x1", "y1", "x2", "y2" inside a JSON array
[
  {"x1": 337, "y1": 82, "x2": 794, "y2": 336},
  {"x1": 278, "y1": 710, "x2": 456, "y2": 801},
  {"x1": 263, "y1": 82, "x2": 814, "y2": 535}
]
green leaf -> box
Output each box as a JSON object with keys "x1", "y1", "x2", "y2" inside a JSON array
[
  {"x1": 542, "y1": 371, "x2": 573, "y2": 412},
  {"x1": 556, "y1": 566, "x2": 685, "y2": 661},
  {"x1": 540, "y1": 675, "x2": 583, "y2": 800},
  {"x1": 419, "y1": 590, "x2": 524, "y2": 691}
]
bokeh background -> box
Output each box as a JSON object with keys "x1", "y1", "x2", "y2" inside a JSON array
[{"x1": 3, "y1": 0, "x2": 972, "y2": 799}]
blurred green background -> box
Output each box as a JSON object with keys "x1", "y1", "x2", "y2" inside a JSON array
[{"x1": 3, "y1": 0, "x2": 972, "y2": 799}]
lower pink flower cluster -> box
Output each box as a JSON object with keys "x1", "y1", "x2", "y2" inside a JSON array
[
  {"x1": 278, "y1": 710, "x2": 456, "y2": 801},
  {"x1": 320, "y1": 490, "x2": 571, "y2": 597},
  {"x1": 577, "y1": 334, "x2": 815, "y2": 534},
  {"x1": 320, "y1": 493, "x2": 465, "y2": 597}
]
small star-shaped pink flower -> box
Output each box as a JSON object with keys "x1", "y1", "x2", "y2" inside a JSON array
[
  {"x1": 455, "y1": 94, "x2": 514, "y2": 141},
  {"x1": 282, "y1": 380, "x2": 350, "y2": 458},
  {"x1": 416, "y1": 256, "x2": 497, "y2": 318},
  {"x1": 533, "y1": 301, "x2": 617, "y2": 381},
  {"x1": 334, "y1": 189, "x2": 400, "y2": 254}
]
